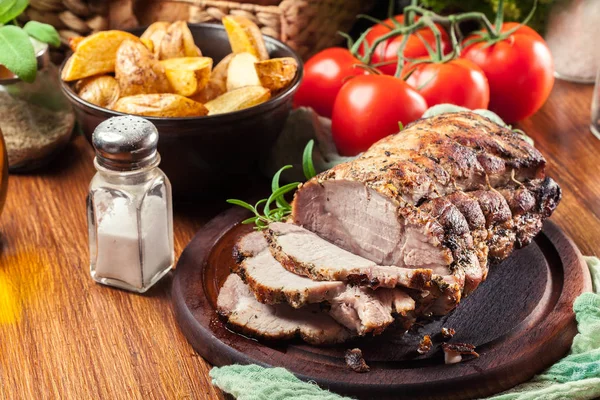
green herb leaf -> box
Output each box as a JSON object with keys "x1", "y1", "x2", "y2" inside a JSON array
[
  {"x1": 263, "y1": 182, "x2": 300, "y2": 218},
  {"x1": 0, "y1": 0, "x2": 17, "y2": 20},
  {"x1": 226, "y1": 199, "x2": 256, "y2": 213},
  {"x1": 302, "y1": 140, "x2": 317, "y2": 180},
  {"x1": 23, "y1": 21, "x2": 60, "y2": 47},
  {"x1": 242, "y1": 216, "x2": 258, "y2": 225},
  {"x1": 0, "y1": 0, "x2": 27, "y2": 25},
  {"x1": 0, "y1": 25, "x2": 36, "y2": 82},
  {"x1": 271, "y1": 165, "x2": 293, "y2": 209},
  {"x1": 398, "y1": 121, "x2": 404, "y2": 131}
]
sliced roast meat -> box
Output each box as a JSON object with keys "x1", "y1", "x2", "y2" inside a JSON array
[
  {"x1": 234, "y1": 232, "x2": 346, "y2": 308},
  {"x1": 217, "y1": 274, "x2": 351, "y2": 345},
  {"x1": 234, "y1": 232, "x2": 416, "y2": 335},
  {"x1": 266, "y1": 222, "x2": 433, "y2": 290},
  {"x1": 329, "y1": 285, "x2": 415, "y2": 335}
]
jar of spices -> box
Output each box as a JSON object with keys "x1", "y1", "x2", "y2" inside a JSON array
[
  {"x1": 0, "y1": 41, "x2": 75, "y2": 171},
  {"x1": 87, "y1": 116, "x2": 174, "y2": 293}
]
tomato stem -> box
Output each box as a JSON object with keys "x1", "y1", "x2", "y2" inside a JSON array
[{"x1": 494, "y1": 0, "x2": 505, "y2": 36}]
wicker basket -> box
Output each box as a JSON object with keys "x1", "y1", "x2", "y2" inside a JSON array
[
  {"x1": 21, "y1": 0, "x2": 374, "y2": 62},
  {"x1": 141, "y1": 0, "x2": 375, "y2": 59},
  {"x1": 19, "y1": 0, "x2": 108, "y2": 63}
]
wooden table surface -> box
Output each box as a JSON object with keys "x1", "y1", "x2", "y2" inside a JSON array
[{"x1": 0, "y1": 79, "x2": 599, "y2": 399}]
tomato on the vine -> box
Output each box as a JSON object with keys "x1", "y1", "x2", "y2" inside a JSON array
[
  {"x1": 293, "y1": 48, "x2": 367, "y2": 118},
  {"x1": 331, "y1": 75, "x2": 428, "y2": 156},
  {"x1": 461, "y1": 23, "x2": 554, "y2": 122},
  {"x1": 405, "y1": 58, "x2": 490, "y2": 110},
  {"x1": 359, "y1": 15, "x2": 451, "y2": 76}
]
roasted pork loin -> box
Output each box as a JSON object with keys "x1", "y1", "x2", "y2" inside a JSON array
[
  {"x1": 292, "y1": 112, "x2": 560, "y2": 312},
  {"x1": 217, "y1": 111, "x2": 560, "y2": 345}
]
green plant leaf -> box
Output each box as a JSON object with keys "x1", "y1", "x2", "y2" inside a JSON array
[
  {"x1": 271, "y1": 165, "x2": 293, "y2": 209},
  {"x1": 0, "y1": 0, "x2": 27, "y2": 25},
  {"x1": 23, "y1": 21, "x2": 60, "y2": 47},
  {"x1": 302, "y1": 140, "x2": 317, "y2": 180},
  {"x1": 0, "y1": 25, "x2": 36, "y2": 82},
  {"x1": 263, "y1": 182, "x2": 299, "y2": 217},
  {"x1": 226, "y1": 199, "x2": 256, "y2": 213},
  {"x1": 0, "y1": 0, "x2": 17, "y2": 20}
]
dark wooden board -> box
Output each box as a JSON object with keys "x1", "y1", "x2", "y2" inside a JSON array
[{"x1": 172, "y1": 207, "x2": 592, "y2": 400}]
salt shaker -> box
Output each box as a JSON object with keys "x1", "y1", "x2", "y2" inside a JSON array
[{"x1": 87, "y1": 116, "x2": 174, "y2": 293}]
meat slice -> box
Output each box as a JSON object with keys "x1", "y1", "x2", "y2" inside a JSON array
[
  {"x1": 217, "y1": 274, "x2": 350, "y2": 345},
  {"x1": 329, "y1": 285, "x2": 415, "y2": 335},
  {"x1": 266, "y1": 222, "x2": 433, "y2": 290},
  {"x1": 234, "y1": 232, "x2": 416, "y2": 335},
  {"x1": 234, "y1": 232, "x2": 346, "y2": 308}
]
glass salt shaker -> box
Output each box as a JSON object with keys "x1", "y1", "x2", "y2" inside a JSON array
[{"x1": 87, "y1": 116, "x2": 174, "y2": 293}]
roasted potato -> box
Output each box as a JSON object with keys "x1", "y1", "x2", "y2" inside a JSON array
[
  {"x1": 226, "y1": 52, "x2": 260, "y2": 91},
  {"x1": 140, "y1": 21, "x2": 170, "y2": 57},
  {"x1": 61, "y1": 30, "x2": 140, "y2": 81},
  {"x1": 141, "y1": 38, "x2": 155, "y2": 53},
  {"x1": 205, "y1": 86, "x2": 270, "y2": 115},
  {"x1": 190, "y1": 53, "x2": 233, "y2": 103},
  {"x1": 254, "y1": 57, "x2": 298, "y2": 92},
  {"x1": 77, "y1": 75, "x2": 120, "y2": 109},
  {"x1": 68, "y1": 36, "x2": 84, "y2": 52},
  {"x1": 115, "y1": 39, "x2": 171, "y2": 97},
  {"x1": 222, "y1": 16, "x2": 269, "y2": 61},
  {"x1": 158, "y1": 21, "x2": 201, "y2": 60},
  {"x1": 113, "y1": 94, "x2": 208, "y2": 117},
  {"x1": 160, "y1": 57, "x2": 213, "y2": 97}
]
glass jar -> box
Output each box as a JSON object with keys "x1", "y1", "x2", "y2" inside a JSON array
[
  {"x1": 545, "y1": 0, "x2": 600, "y2": 83},
  {"x1": 0, "y1": 40, "x2": 75, "y2": 171},
  {"x1": 87, "y1": 116, "x2": 174, "y2": 293}
]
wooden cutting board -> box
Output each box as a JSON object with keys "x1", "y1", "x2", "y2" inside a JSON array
[{"x1": 172, "y1": 207, "x2": 592, "y2": 400}]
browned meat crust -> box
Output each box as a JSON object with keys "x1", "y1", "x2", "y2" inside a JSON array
[{"x1": 345, "y1": 348, "x2": 370, "y2": 373}]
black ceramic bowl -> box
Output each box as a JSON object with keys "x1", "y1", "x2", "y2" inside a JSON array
[{"x1": 60, "y1": 23, "x2": 303, "y2": 198}]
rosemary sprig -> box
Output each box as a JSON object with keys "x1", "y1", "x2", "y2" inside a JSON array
[{"x1": 227, "y1": 140, "x2": 317, "y2": 230}]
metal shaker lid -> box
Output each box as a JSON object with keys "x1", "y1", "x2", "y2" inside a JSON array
[{"x1": 92, "y1": 116, "x2": 159, "y2": 171}]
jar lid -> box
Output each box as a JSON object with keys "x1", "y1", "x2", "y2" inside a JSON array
[
  {"x1": 92, "y1": 116, "x2": 159, "y2": 171},
  {"x1": 0, "y1": 40, "x2": 49, "y2": 84}
]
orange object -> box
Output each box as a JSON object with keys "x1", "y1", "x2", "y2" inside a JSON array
[{"x1": 0, "y1": 128, "x2": 8, "y2": 216}]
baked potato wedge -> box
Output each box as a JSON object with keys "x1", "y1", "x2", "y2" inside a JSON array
[
  {"x1": 254, "y1": 57, "x2": 298, "y2": 92},
  {"x1": 61, "y1": 30, "x2": 140, "y2": 81},
  {"x1": 226, "y1": 52, "x2": 260, "y2": 91},
  {"x1": 190, "y1": 53, "x2": 233, "y2": 103},
  {"x1": 68, "y1": 36, "x2": 84, "y2": 52},
  {"x1": 205, "y1": 86, "x2": 270, "y2": 115},
  {"x1": 160, "y1": 57, "x2": 213, "y2": 97},
  {"x1": 115, "y1": 39, "x2": 171, "y2": 97},
  {"x1": 140, "y1": 21, "x2": 170, "y2": 56},
  {"x1": 158, "y1": 21, "x2": 201, "y2": 60},
  {"x1": 141, "y1": 38, "x2": 155, "y2": 53},
  {"x1": 113, "y1": 94, "x2": 208, "y2": 117},
  {"x1": 77, "y1": 75, "x2": 120, "y2": 109},
  {"x1": 222, "y1": 15, "x2": 269, "y2": 61}
]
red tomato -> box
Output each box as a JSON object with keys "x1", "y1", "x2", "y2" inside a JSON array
[
  {"x1": 359, "y1": 15, "x2": 451, "y2": 76},
  {"x1": 462, "y1": 24, "x2": 554, "y2": 122},
  {"x1": 331, "y1": 75, "x2": 428, "y2": 156},
  {"x1": 405, "y1": 59, "x2": 490, "y2": 110},
  {"x1": 293, "y1": 48, "x2": 367, "y2": 118}
]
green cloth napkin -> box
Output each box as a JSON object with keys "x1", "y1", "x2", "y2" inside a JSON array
[{"x1": 210, "y1": 257, "x2": 600, "y2": 400}]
